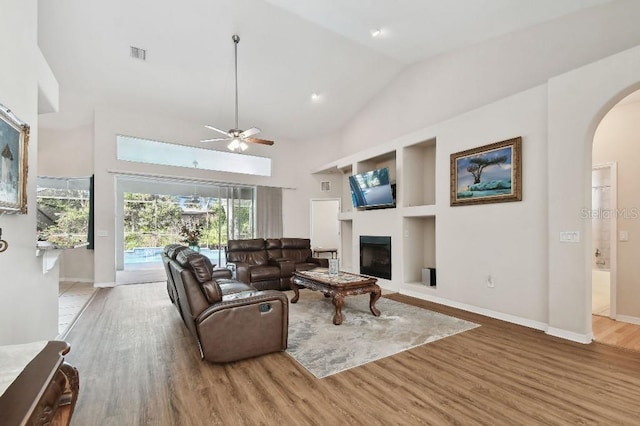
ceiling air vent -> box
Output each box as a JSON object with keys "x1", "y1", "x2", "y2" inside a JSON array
[
  {"x1": 130, "y1": 46, "x2": 147, "y2": 61},
  {"x1": 321, "y1": 181, "x2": 331, "y2": 192}
]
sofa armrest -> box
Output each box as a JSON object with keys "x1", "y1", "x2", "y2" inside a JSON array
[
  {"x1": 211, "y1": 268, "x2": 232, "y2": 280},
  {"x1": 227, "y1": 262, "x2": 251, "y2": 283},
  {"x1": 195, "y1": 291, "x2": 289, "y2": 363},
  {"x1": 197, "y1": 290, "x2": 288, "y2": 319},
  {"x1": 268, "y1": 258, "x2": 295, "y2": 278},
  {"x1": 309, "y1": 257, "x2": 329, "y2": 268}
]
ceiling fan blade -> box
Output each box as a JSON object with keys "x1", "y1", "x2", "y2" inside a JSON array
[
  {"x1": 204, "y1": 125, "x2": 231, "y2": 136},
  {"x1": 201, "y1": 137, "x2": 231, "y2": 143},
  {"x1": 239, "y1": 127, "x2": 261, "y2": 138},
  {"x1": 245, "y1": 137, "x2": 274, "y2": 146}
]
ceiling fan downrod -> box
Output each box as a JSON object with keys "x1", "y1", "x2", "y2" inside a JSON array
[{"x1": 233, "y1": 34, "x2": 240, "y2": 132}]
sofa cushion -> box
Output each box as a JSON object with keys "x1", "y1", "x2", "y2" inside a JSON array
[
  {"x1": 176, "y1": 249, "x2": 215, "y2": 283},
  {"x1": 280, "y1": 238, "x2": 311, "y2": 249},
  {"x1": 280, "y1": 238, "x2": 313, "y2": 263},
  {"x1": 201, "y1": 280, "x2": 223, "y2": 304},
  {"x1": 249, "y1": 265, "x2": 281, "y2": 281},
  {"x1": 227, "y1": 238, "x2": 265, "y2": 251},
  {"x1": 226, "y1": 239, "x2": 268, "y2": 266},
  {"x1": 217, "y1": 279, "x2": 255, "y2": 295},
  {"x1": 265, "y1": 239, "x2": 283, "y2": 260},
  {"x1": 294, "y1": 262, "x2": 319, "y2": 272}
]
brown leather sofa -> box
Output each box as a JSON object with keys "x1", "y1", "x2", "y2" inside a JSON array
[
  {"x1": 226, "y1": 238, "x2": 329, "y2": 290},
  {"x1": 162, "y1": 245, "x2": 288, "y2": 363}
]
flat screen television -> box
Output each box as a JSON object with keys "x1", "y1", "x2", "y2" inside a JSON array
[{"x1": 348, "y1": 167, "x2": 395, "y2": 208}]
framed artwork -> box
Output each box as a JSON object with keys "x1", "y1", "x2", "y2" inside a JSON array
[
  {"x1": 0, "y1": 104, "x2": 29, "y2": 214},
  {"x1": 450, "y1": 137, "x2": 522, "y2": 206}
]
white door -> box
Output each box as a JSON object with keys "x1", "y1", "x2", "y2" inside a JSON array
[{"x1": 310, "y1": 199, "x2": 340, "y2": 255}]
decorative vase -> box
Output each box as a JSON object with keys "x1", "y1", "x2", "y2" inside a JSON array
[{"x1": 188, "y1": 244, "x2": 200, "y2": 252}]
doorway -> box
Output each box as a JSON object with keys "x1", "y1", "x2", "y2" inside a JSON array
[
  {"x1": 591, "y1": 163, "x2": 616, "y2": 319},
  {"x1": 310, "y1": 199, "x2": 340, "y2": 258},
  {"x1": 115, "y1": 176, "x2": 256, "y2": 285}
]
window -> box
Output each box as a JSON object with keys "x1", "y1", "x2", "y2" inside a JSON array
[
  {"x1": 116, "y1": 135, "x2": 271, "y2": 176},
  {"x1": 37, "y1": 176, "x2": 93, "y2": 248}
]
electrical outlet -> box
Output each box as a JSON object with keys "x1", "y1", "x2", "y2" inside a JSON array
[{"x1": 486, "y1": 275, "x2": 495, "y2": 288}]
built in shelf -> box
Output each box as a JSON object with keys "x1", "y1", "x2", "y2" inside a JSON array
[
  {"x1": 401, "y1": 205, "x2": 436, "y2": 217},
  {"x1": 312, "y1": 137, "x2": 438, "y2": 300},
  {"x1": 337, "y1": 212, "x2": 354, "y2": 221}
]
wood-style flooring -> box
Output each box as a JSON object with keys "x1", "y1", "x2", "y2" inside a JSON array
[
  {"x1": 593, "y1": 314, "x2": 640, "y2": 352},
  {"x1": 64, "y1": 282, "x2": 640, "y2": 425}
]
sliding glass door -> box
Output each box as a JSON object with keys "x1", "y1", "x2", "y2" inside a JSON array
[{"x1": 118, "y1": 177, "x2": 255, "y2": 270}]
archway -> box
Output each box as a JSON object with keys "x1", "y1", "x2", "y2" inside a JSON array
[
  {"x1": 590, "y1": 90, "x2": 640, "y2": 351},
  {"x1": 546, "y1": 44, "x2": 640, "y2": 343}
]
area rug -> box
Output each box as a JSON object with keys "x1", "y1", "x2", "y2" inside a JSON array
[{"x1": 285, "y1": 291, "x2": 479, "y2": 379}]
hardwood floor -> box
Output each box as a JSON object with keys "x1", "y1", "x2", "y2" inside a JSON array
[
  {"x1": 593, "y1": 314, "x2": 640, "y2": 352},
  {"x1": 65, "y1": 282, "x2": 640, "y2": 425}
]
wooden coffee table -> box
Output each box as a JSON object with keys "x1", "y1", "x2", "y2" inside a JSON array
[{"x1": 291, "y1": 268, "x2": 381, "y2": 325}]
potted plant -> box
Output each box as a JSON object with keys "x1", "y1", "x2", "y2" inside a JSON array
[{"x1": 180, "y1": 219, "x2": 203, "y2": 251}]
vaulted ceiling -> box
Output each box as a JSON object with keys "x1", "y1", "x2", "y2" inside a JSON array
[{"x1": 37, "y1": 0, "x2": 612, "y2": 143}]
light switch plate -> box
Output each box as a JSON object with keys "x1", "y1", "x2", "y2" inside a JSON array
[{"x1": 560, "y1": 231, "x2": 580, "y2": 243}]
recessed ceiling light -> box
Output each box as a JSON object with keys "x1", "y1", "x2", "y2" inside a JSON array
[
  {"x1": 311, "y1": 93, "x2": 321, "y2": 101},
  {"x1": 370, "y1": 29, "x2": 382, "y2": 38}
]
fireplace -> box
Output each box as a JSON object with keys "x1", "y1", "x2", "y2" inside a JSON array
[{"x1": 360, "y1": 236, "x2": 391, "y2": 280}]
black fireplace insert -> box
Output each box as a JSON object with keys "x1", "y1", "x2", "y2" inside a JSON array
[{"x1": 360, "y1": 236, "x2": 391, "y2": 280}]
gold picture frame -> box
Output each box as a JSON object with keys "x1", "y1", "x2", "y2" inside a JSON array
[
  {"x1": 450, "y1": 137, "x2": 522, "y2": 206},
  {"x1": 0, "y1": 104, "x2": 29, "y2": 214}
]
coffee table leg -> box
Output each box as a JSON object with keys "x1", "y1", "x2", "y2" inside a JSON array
[
  {"x1": 369, "y1": 286, "x2": 381, "y2": 317},
  {"x1": 290, "y1": 279, "x2": 300, "y2": 304},
  {"x1": 332, "y1": 294, "x2": 344, "y2": 325}
]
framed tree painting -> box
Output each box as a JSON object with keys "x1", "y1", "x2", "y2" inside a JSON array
[
  {"x1": 450, "y1": 137, "x2": 522, "y2": 206},
  {"x1": 0, "y1": 105, "x2": 29, "y2": 214}
]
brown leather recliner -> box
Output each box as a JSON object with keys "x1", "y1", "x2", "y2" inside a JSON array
[
  {"x1": 165, "y1": 246, "x2": 288, "y2": 363},
  {"x1": 163, "y1": 243, "x2": 230, "y2": 319}
]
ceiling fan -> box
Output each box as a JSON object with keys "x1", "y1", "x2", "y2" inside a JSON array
[{"x1": 201, "y1": 35, "x2": 274, "y2": 151}]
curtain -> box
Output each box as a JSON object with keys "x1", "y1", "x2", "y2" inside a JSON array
[
  {"x1": 256, "y1": 186, "x2": 283, "y2": 239},
  {"x1": 87, "y1": 174, "x2": 94, "y2": 249}
]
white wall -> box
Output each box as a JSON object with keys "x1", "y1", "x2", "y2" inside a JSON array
[
  {"x1": 39, "y1": 125, "x2": 93, "y2": 176},
  {"x1": 0, "y1": 0, "x2": 60, "y2": 344},
  {"x1": 326, "y1": 86, "x2": 549, "y2": 326},
  {"x1": 340, "y1": 0, "x2": 640, "y2": 157},
  {"x1": 546, "y1": 44, "x2": 640, "y2": 341},
  {"x1": 593, "y1": 100, "x2": 640, "y2": 321},
  {"x1": 435, "y1": 86, "x2": 549, "y2": 325}
]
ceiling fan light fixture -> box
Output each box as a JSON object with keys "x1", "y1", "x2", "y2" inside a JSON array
[
  {"x1": 228, "y1": 138, "x2": 241, "y2": 151},
  {"x1": 201, "y1": 34, "x2": 275, "y2": 149}
]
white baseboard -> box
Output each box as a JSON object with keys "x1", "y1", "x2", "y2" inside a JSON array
[
  {"x1": 546, "y1": 327, "x2": 593, "y2": 344},
  {"x1": 95, "y1": 282, "x2": 116, "y2": 288},
  {"x1": 401, "y1": 288, "x2": 595, "y2": 344},
  {"x1": 60, "y1": 277, "x2": 94, "y2": 284},
  {"x1": 400, "y1": 289, "x2": 548, "y2": 332},
  {"x1": 615, "y1": 314, "x2": 640, "y2": 325}
]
